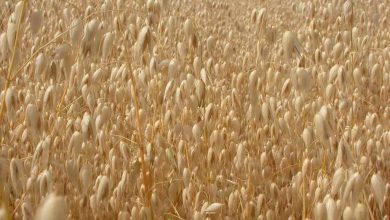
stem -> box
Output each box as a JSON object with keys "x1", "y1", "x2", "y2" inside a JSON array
[
  {"x1": 0, "y1": 2, "x2": 28, "y2": 219},
  {"x1": 122, "y1": 32, "x2": 153, "y2": 217},
  {"x1": 129, "y1": 76, "x2": 151, "y2": 206},
  {"x1": 0, "y1": 0, "x2": 28, "y2": 122}
]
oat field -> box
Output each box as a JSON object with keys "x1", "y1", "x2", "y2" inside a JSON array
[{"x1": 0, "y1": 0, "x2": 390, "y2": 219}]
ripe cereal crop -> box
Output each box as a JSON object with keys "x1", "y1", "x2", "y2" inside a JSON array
[{"x1": 0, "y1": 0, "x2": 390, "y2": 219}]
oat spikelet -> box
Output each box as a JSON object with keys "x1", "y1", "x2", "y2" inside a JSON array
[
  {"x1": 282, "y1": 31, "x2": 302, "y2": 58},
  {"x1": 30, "y1": 10, "x2": 43, "y2": 35},
  {"x1": 371, "y1": 173, "x2": 386, "y2": 212},
  {"x1": 35, "y1": 194, "x2": 68, "y2": 220}
]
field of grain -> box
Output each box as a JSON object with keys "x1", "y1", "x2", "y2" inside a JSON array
[{"x1": 0, "y1": 0, "x2": 390, "y2": 219}]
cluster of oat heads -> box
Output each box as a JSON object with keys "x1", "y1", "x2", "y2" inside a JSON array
[{"x1": 0, "y1": 0, "x2": 390, "y2": 219}]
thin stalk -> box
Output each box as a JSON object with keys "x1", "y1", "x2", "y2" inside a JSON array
[
  {"x1": 120, "y1": 23, "x2": 153, "y2": 216},
  {"x1": 0, "y1": 2, "x2": 28, "y2": 220},
  {"x1": 0, "y1": 0, "x2": 28, "y2": 122}
]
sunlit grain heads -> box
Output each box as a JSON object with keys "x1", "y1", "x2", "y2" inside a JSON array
[
  {"x1": 26, "y1": 103, "x2": 40, "y2": 131},
  {"x1": 261, "y1": 102, "x2": 270, "y2": 123},
  {"x1": 68, "y1": 131, "x2": 82, "y2": 155},
  {"x1": 255, "y1": 8, "x2": 267, "y2": 32},
  {"x1": 21, "y1": 200, "x2": 33, "y2": 220},
  {"x1": 0, "y1": 207, "x2": 7, "y2": 220},
  {"x1": 248, "y1": 70, "x2": 258, "y2": 94},
  {"x1": 325, "y1": 84, "x2": 335, "y2": 103},
  {"x1": 294, "y1": 68, "x2": 312, "y2": 92},
  {"x1": 335, "y1": 138, "x2": 354, "y2": 168},
  {"x1": 70, "y1": 19, "x2": 83, "y2": 46},
  {"x1": 117, "y1": 210, "x2": 131, "y2": 220},
  {"x1": 135, "y1": 26, "x2": 152, "y2": 62},
  {"x1": 352, "y1": 203, "x2": 368, "y2": 220},
  {"x1": 301, "y1": 158, "x2": 311, "y2": 177},
  {"x1": 314, "y1": 112, "x2": 330, "y2": 145},
  {"x1": 342, "y1": 206, "x2": 353, "y2": 220},
  {"x1": 5, "y1": 88, "x2": 17, "y2": 120},
  {"x1": 35, "y1": 194, "x2": 68, "y2": 220},
  {"x1": 331, "y1": 167, "x2": 345, "y2": 196},
  {"x1": 206, "y1": 36, "x2": 216, "y2": 54},
  {"x1": 101, "y1": 0, "x2": 113, "y2": 13},
  {"x1": 146, "y1": 0, "x2": 154, "y2": 12},
  {"x1": 10, "y1": 158, "x2": 25, "y2": 196},
  {"x1": 282, "y1": 31, "x2": 301, "y2": 58},
  {"x1": 281, "y1": 78, "x2": 292, "y2": 96},
  {"x1": 176, "y1": 42, "x2": 187, "y2": 62},
  {"x1": 341, "y1": 31, "x2": 351, "y2": 45},
  {"x1": 168, "y1": 59, "x2": 179, "y2": 79},
  {"x1": 332, "y1": 42, "x2": 344, "y2": 60},
  {"x1": 322, "y1": 38, "x2": 332, "y2": 56},
  {"x1": 163, "y1": 79, "x2": 175, "y2": 102},
  {"x1": 62, "y1": 8, "x2": 73, "y2": 23},
  {"x1": 85, "y1": 19, "x2": 100, "y2": 42},
  {"x1": 251, "y1": 9, "x2": 258, "y2": 24},
  {"x1": 342, "y1": 0, "x2": 353, "y2": 25},
  {"x1": 13, "y1": 1, "x2": 26, "y2": 24},
  {"x1": 184, "y1": 18, "x2": 193, "y2": 38},
  {"x1": 0, "y1": 0, "x2": 388, "y2": 219},
  {"x1": 193, "y1": 56, "x2": 202, "y2": 76},
  {"x1": 79, "y1": 164, "x2": 92, "y2": 193},
  {"x1": 314, "y1": 202, "x2": 327, "y2": 220},
  {"x1": 265, "y1": 26, "x2": 277, "y2": 44},
  {"x1": 265, "y1": 209, "x2": 275, "y2": 220},
  {"x1": 33, "y1": 137, "x2": 50, "y2": 168},
  {"x1": 129, "y1": 206, "x2": 140, "y2": 220},
  {"x1": 192, "y1": 123, "x2": 202, "y2": 142},
  {"x1": 97, "y1": 176, "x2": 110, "y2": 202},
  {"x1": 102, "y1": 32, "x2": 114, "y2": 60},
  {"x1": 371, "y1": 173, "x2": 386, "y2": 212},
  {"x1": 138, "y1": 108, "x2": 148, "y2": 128},
  {"x1": 234, "y1": 143, "x2": 246, "y2": 171},
  {"x1": 364, "y1": 113, "x2": 379, "y2": 131},
  {"x1": 325, "y1": 197, "x2": 338, "y2": 220},
  {"x1": 43, "y1": 85, "x2": 56, "y2": 109},
  {"x1": 165, "y1": 15, "x2": 175, "y2": 37},
  {"x1": 352, "y1": 67, "x2": 362, "y2": 87},
  {"x1": 293, "y1": 96, "x2": 304, "y2": 115},
  {"x1": 195, "y1": 79, "x2": 205, "y2": 102},
  {"x1": 54, "y1": 44, "x2": 71, "y2": 60},
  {"x1": 204, "y1": 202, "x2": 223, "y2": 215},
  {"x1": 7, "y1": 22, "x2": 17, "y2": 52},
  {"x1": 64, "y1": 160, "x2": 78, "y2": 189},
  {"x1": 207, "y1": 147, "x2": 216, "y2": 166},
  {"x1": 38, "y1": 170, "x2": 53, "y2": 197},
  {"x1": 101, "y1": 106, "x2": 111, "y2": 124},
  {"x1": 0, "y1": 33, "x2": 8, "y2": 62},
  {"x1": 30, "y1": 10, "x2": 43, "y2": 35},
  {"x1": 200, "y1": 68, "x2": 210, "y2": 85},
  {"x1": 370, "y1": 63, "x2": 381, "y2": 83},
  {"x1": 223, "y1": 43, "x2": 233, "y2": 60},
  {"x1": 81, "y1": 112, "x2": 93, "y2": 139},
  {"x1": 35, "y1": 53, "x2": 48, "y2": 80}
]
